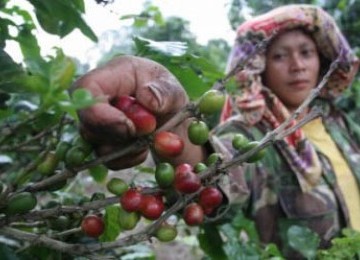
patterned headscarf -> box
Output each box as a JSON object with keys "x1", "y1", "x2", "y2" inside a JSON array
[{"x1": 221, "y1": 4, "x2": 359, "y2": 192}]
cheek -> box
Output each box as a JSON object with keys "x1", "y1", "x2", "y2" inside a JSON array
[{"x1": 263, "y1": 63, "x2": 287, "y2": 88}]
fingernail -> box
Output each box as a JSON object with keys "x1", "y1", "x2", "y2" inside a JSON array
[{"x1": 147, "y1": 83, "x2": 164, "y2": 109}]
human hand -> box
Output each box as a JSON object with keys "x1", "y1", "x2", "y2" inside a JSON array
[{"x1": 73, "y1": 55, "x2": 188, "y2": 169}]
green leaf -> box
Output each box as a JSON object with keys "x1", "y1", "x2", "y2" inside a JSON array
[
  {"x1": 88, "y1": 164, "x2": 108, "y2": 183},
  {"x1": 287, "y1": 225, "x2": 320, "y2": 259},
  {"x1": 49, "y1": 49, "x2": 76, "y2": 91},
  {"x1": 0, "y1": 50, "x2": 24, "y2": 88},
  {"x1": 16, "y1": 25, "x2": 46, "y2": 74},
  {"x1": 29, "y1": 0, "x2": 97, "y2": 41},
  {"x1": 198, "y1": 224, "x2": 228, "y2": 260},
  {"x1": 231, "y1": 210, "x2": 259, "y2": 242},
  {"x1": 0, "y1": 50, "x2": 49, "y2": 94},
  {"x1": 99, "y1": 205, "x2": 122, "y2": 242},
  {"x1": 70, "y1": 88, "x2": 97, "y2": 109},
  {"x1": 2, "y1": 5, "x2": 35, "y2": 28},
  {"x1": 167, "y1": 64, "x2": 209, "y2": 100},
  {"x1": 0, "y1": 244, "x2": 20, "y2": 260},
  {"x1": 72, "y1": 0, "x2": 85, "y2": 13},
  {"x1": 220, "y1": 223, "x2": 260, "y2": 260},
  {"x1": 32, "y1": 111, "x2": 62, "y2": 131},
  {"x1": 0, "y1": 17, "x2": 15, "y2": 48},
  {"x1": 58, "y1": 88, "x2": 96, "y2": 116},
  {"x1": 262, "y1": 244, "x2": 284, "y2": 259}
]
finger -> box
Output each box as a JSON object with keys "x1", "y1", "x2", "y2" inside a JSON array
[
  {"x1": 137, "y1": 79, "x2": 187, "y2": 115},
  {"x1": 133, "y1": 60, "x2": 188, "y2": 122},
  {"x1": 79, "y1": 104, "x2": 136, "y2": 143},
  {"x1": 73, "y1": 56, "x2": 140, "y2": 99},
  {"x1": 95, "y1": 144, "x2": 149, "y2": 170}
]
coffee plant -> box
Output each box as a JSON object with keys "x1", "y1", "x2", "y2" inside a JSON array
[{"x1": 1, "y1": 1, "x2": 360, "y2": 259}]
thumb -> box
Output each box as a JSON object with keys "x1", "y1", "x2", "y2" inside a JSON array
[{"x1": 135, "y1": 75, "x2": 188, "y2": 118}]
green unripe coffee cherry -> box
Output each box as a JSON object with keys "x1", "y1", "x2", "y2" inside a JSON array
[
  {"x1": 232, "y1": 133, "x2": 250, "y2": 150},
  {"x1": 155, "y1": 224, "x2": 178, "y2": 242},
  {"x1": 37, "y1": 152, "x2": 59, "y2": 176},
  {"x1": 47, "y1": 215, "x2": 71, "y2": 231},
  {"x1": 194, "y1": 162, "x2": 208, "y2": 173},
  {"x1": 198, "y1": 90, "x2": 225, "y2": 115},
  {"x1": 5, "y1": 192, "x2": 37, "y2": 215},
  {"x1": 243, "y1": 141, "x2": 266, "y2": 163},
  {"x1": 107, "y1": 178, "x2": 129, "y2": 196},
  {"x1": 155, "y1": 162, "x2": 175, "y2": 188},
  {"x1": 72, "y1": 136, "x2": 93, "y2": 156},
  {"x1": 119, "y1": 207, "x2": 140, "y2": 230},
  {"x1": 55, "y1": 141, "x2": 72, "y2": 160},
  {"x1": 188, "y1": 120, "x2": 209, "y2": 145},
  {"x1": 206, "y1": 153, "x2": 221, "y2": 166},
  {"x1": 65, "y1": 147, "x2": 87, "y2": 167}
]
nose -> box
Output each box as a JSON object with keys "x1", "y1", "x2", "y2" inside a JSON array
[{"x1": 289, "y1": 53, "x2": 306, "y2": 72}]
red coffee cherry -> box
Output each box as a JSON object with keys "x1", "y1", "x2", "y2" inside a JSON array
[
  {"x1": 113, "y1": 95, "x2": 156, "y2": 136},
  {"x1": 125, "y1": 103, "x2": 157, "y2": 135},
  {"x1": 113, "y1": 95, "x2": 136, "y2": 111},
  {"x1": 198, "y1": 186, "x2": 223, "y2": 210},
  {"x1": 139, "y1": 194, "x2": 165, "y2": 220},
  {"x1": 183, "y1": 203, "x2": 204, "y2": 226},
  {"x1": 175, "y1": 163, "x2": 193, "y2": 174},
  {"x1": 174, "y1": 163, "x2": 201, "y2": 194},
  {"x1": 153, "y1": 131, "x2": 184, "y2": 158},
  {"x1": 81, "y1": 215, "x2": 105, "y2": 238},
  {"x1": 120, "y1": 188, "x2": 143, "y2": 212}
]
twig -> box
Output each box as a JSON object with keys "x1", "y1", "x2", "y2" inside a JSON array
[
  {"x1": 50, "y1": 227, "x2": 82, "y2": 238},
  {"x1": 0, "y1": 196, "x2": 119, "y2": 227}
]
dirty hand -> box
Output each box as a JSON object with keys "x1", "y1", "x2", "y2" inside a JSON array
[{"x1": 73, "y1": 55, "x2": 188, "y2": 169}]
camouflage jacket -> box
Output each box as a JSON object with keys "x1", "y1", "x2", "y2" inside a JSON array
[{"x1": 209, "y1": 105, "x2": 360, "y2": 258}]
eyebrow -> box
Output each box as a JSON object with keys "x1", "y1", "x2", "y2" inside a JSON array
[{"x1": 270, "y1": 41, "x2": 316, "y2": 52}]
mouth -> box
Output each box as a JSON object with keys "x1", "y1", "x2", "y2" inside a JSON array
[{"x1": 288, "y1": 80, "x2": 311, "y2": 89}]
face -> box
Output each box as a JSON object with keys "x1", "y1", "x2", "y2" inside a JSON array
[{"x1": 263, "y1": 29, "x2": 320, "y2": 112}]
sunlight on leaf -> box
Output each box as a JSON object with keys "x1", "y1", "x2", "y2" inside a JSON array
[{"x1": 134, "y1": 36, "x2": 187, "y2": 56}]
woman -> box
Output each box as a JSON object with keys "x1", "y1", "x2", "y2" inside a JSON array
[
  {"x1": 212, "y1": 4, "x2": 360, "y2": 256},
  {"x1": 74, "y1": 4, "x2": 359, "y2": 258}
]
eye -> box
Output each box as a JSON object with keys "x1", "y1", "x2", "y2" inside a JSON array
[
  {"x1": 271, "y1": 52, "x2": 287, "y2": 61},
  {"x1": 301, "y1": 48, "x2": 316, "y2": 57}
]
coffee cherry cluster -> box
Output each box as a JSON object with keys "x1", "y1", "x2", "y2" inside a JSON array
[
  {"x1": 113, "y1": 95, "x2": 185, "y2": 158},
  {"x1": 120, "y1": 188, "x2": 165, "y2": 220},
  {"x1": 95, "y1": 91, "x2": 265, "y2": 243},
  {"x1": 113, "y1": 95, "x2": 156, "y2": 136},
  {"x1": 231, "y1": 133, "x2": 266, "y2": 162}
]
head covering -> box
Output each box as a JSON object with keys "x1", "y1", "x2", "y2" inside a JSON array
[{"x1": 221, "y1": 4, "x2": 359, "y2": 192}]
